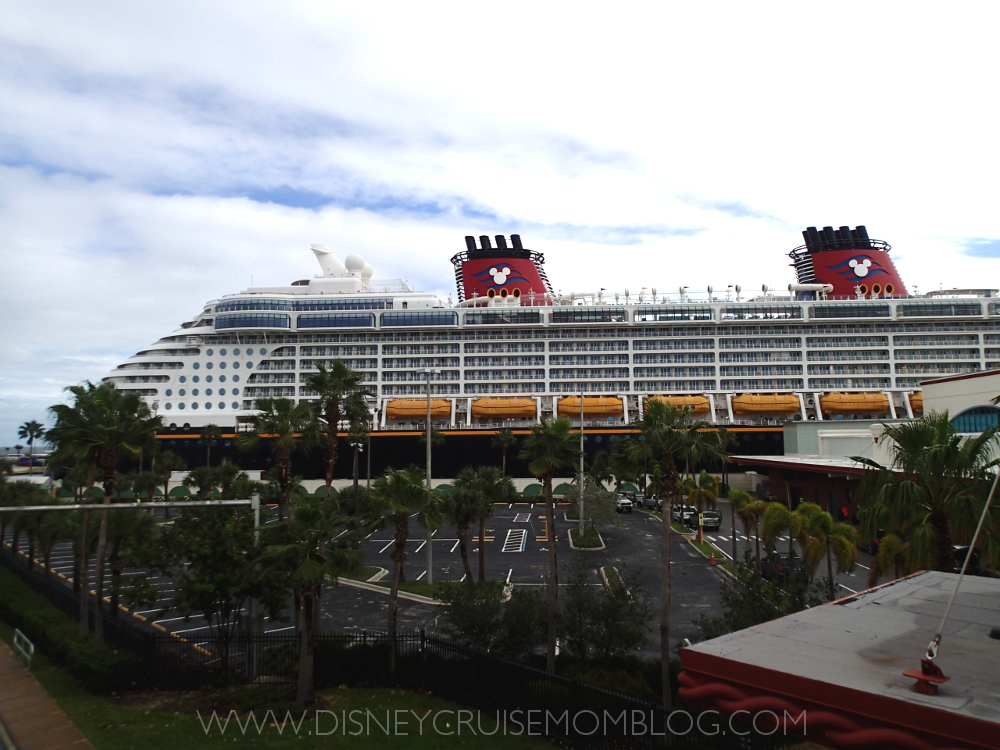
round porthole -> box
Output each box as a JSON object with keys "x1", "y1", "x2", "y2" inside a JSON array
[
  {"x1": 233, "y1": 348, "x2": 241, "y2": 355},
  {"x1": 206, "y1": 375, "x2": 213, "y2": 383},
  {"x1": 233, "y1": 362, "x2": 240, "y2": 369},
  {"x1": 193, "y1": 362, "x2": 200, "y2": 370},
  {"x1": 219, "y1": 375, "x2": 226, "y2": 382},
  {"x1": 232, "y1": 375, "x2": 240, "y2": 382},
  {"x1": 165, "y1": 389, "x2": 173, "y2": 396},
  {"x1": 206, "y1": 362, "x2": 213, "y2": 369},
  {"x1": 232, "y1": 388, "x2": 239, "y2": 395},
  {"x1": 192, "y1": 389, "x2": 199, "y2": 396},
  {"x1": 179, "y1": 389, "x2": 186, "y2": 396},
  {"x1": 219, "y1": 362, "x2": 227, "y2": 369},
  {"x1": 179, "y1": 403, "x2": 186, "y2": 410},
  {"x1": 165, "y1": 403, "x2": 172, "y2": 410},
  {"x1": 232, "y1": 402, "x2": 239, "y2": 409},
  {"x1": 259, "y1": 347, "x2": 266, "y2": 355},
  {"x1": 220, "y1": 348, "x2": 227, "y2": 356},
  {"x1": 179, "y1": 376, "x2": 186, "y2": 383},
  {"x1": 206, "y1": 388, "x2": 213, "y2": 396},
  {"x1": 192, "y1": 402, "x2": 199, "y2": 409},
  {"x1": 206, "y1": 349, "x2": 214, "y2": 356},
  {"x1": 218, "y1": 402, "x2": 225, "y2": 409}
]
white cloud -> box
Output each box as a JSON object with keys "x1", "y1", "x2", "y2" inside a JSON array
[{"x1": 1, "y1": 0, "x2": 999, "y2": 441}]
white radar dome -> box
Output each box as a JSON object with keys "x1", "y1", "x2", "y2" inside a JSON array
[
  {"x1": 362, "y1": 263, "x2": 374, "y2": 281},
  {"x1": 344, "y1": 254, "x2": 365, "y2": 276}
]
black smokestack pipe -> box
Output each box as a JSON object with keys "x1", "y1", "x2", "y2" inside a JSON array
[
  {"x1": 823, "y1": 227, "x2": 836, "y2": 247},
  {"x1": 850, "y1": 229, "x2": 860, "y2": 242},
  {"x1": 479, "y1": 235, "x2": 492, "y2": 251},
  {"x1": 511, "y1": 234, "x2": 524, "y2": 250},
  {"x1": 806, "y1": 227, "x2": 821, "y2": 249},
  {"x1": 495, "y1": 235, "x2": 508, "y2": 250},
  {"x1": 465, "y1": 236, "x2": 477, "y2": 252},
  {"x1": 839, "y1": 226, "x2": 852, "y2": 246}
]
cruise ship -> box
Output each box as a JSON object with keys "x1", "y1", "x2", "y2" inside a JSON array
[{"x1": 102, "y1": 226, "x2": 1000, "y2": 469}]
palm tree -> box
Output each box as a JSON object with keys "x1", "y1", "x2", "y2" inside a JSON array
[
  {"x1": 794, "y1": 503, "x2": 858, "y2": 600},
  {"x1": 367, "y1": 467, "x2": 438, "y2": 675},
  {"x1": 852, "y1": 412, "x2": 1000, "y2": 572},
  {"x1": 304, "y1": 361, "x2": 367, "y2": 501},
  {"x1": 38, "y1": 508, "x2": 76, "y2": 576},
  {"x1": 201, "y1": 424, "x2": 222, "y2": 466},
  {"x1": 442, "y1": 481, "x2": 480, "y2": 583},
  {"x1": 606, "y1": 436, "x2": 641, "y2": 495},
  {"x1": 630, "y1": 399, "x2": 725, "y2": 709},
  {"x1": 131, "y1": 470, "x2": 161, "y2": 507},
  {"x1": 491, "y1": 428, "x2": 517, "y2": 476},
  {"x1": 266, "y1": 494, "x2": 361, "y2": 703},
  {"x1": 735, "y1": 497, "x2": 769, "y2": 570},
  {"x1": 48, "y1": 382, "x2": 161, "y2": 643},
  {"x1": 683, "y1": 470, "x2": 718, "y2": 543},
  {"x1": 761, "y1": 502, "x2": 801, "y2": 567},
  {"x1": 153, "y1": 450, "x2": 186, "y2": 518},
  {"x1": 452, "y1": 465, "x2": 514, "y2": 582},
  {"x1": 17, "y1": 420, "x2": 46, "y2": 471},
  {"x1": 518, "y1": 417, "x2": 578, "y2": 673},
  {"x1": 216, "y1": 463, "x2": 248, "y2": 499},
  {"x1": 236, "y1": 398, "x2": 321, "y2": 523},
  {"x1": 106, "y1": 508, "x2": 159, "y2": 617},
  {"x1": 867, "y1": 533, "x2": 909, "y2": 587},
  {"x1": 727, "y1": 488, "x2": 753, "y2": 563},
  {"x1": 183, "y1": 466, "x2": 218, "y2": 500}
]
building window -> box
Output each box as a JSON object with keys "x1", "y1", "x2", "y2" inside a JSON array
[
  {"x1": 810, "y1": 304, "x2": 891, "y2": 319},
  {"x1": 215, "y1": 313, "x2": 292, "y2": 329},
  {"x1": 216, "y1": 299, "x2": 294, "y2": 312},
  {"x1": 297, "y1": 313, "x2": 376, "y2": 328},
  {"x1": 634, "y1": 306, "x2": 713, "y2": 322},
  {"x1": 721, "y1": 305, "x2": 802, "y2": 320},
  {"x1": 381, "y1": 311, "x2": 458, "y2": 327},
  {"x1": 293, "y1": 298, "x2": 391, "y2": 310},
  {"x1": 950, "y1": 406, "x2": 1000, "y2": 432},
  {"x1": 897, "y1": 302, "x2": 983, "y2": 317},
  {"x1": 465, "y1": 310, "x2": 542, "y2": 325}
]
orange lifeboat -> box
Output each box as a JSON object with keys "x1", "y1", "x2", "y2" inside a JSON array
[
  {"x1": 472, "y1": 398, "x2": 537, "y2": 419},
  {"x1": 385, "y1": 399, "x2": 452, "y2": 420},
  {"x1": 819, "y1": 392, "x2": 890, "y2": 415},
  {"x1": 645, "y1": 395, "x2": 711, "y2": 415},
  {"x1": 731, "y1": 393, "x2": 801, "y2": 415},
  {"x1": 557, "y1": 396, "x2": 623, "y2": 417},
  {"x1": 909, "y1": 392, "x2": 923, "y2": 414}
]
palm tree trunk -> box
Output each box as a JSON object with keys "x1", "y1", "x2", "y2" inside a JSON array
[
  {"x1": 544, "y1": 475, "x2": 558, "y2": 674},
  {"x1": 110, "y1": 555, "x2": 123, "y2": 618},
  {"x1": 457, "y1": 521, "x2": 473, "y2": 583},
  {"x1": 929, "y1": 509, "x2": 953, "y2": 572},
  {"x1": 297, "y1": 588, "x2": 316, "y2": 704},
  {"x1": 388, "y1": 515, "x2": 408, "y2": 676},
  {"x1": 826, "y1": 536, "x2": 835, "y2": 601},
  {"x1": 27, "y1": 535, "x2": 36, "y2": 570},
  {"x1": 501, "y1": 448, "x2": 507, "y2": 477},
  {"x1": 478, "y1": 517, "x2": 487, "y2": 582},
  {"x1": 94, "y1": 462, "x2": 117, "y2": 650},
  {"x1": 754, "y1": 520, "x2": 761, "y2": 570},
  {"x1": 278, "y1": 446, "x2": 293, "y2": 525},
  {"x1": 44, "y1": 545, "x2": 52, "y2": 577},
  {"x1": 659, "y1": 458, "x2": 675, "y2": 711},
  {"x1": 11, "y1": 529, "x2": 19, "y2": 560}
]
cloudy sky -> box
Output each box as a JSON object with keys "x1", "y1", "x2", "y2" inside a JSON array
[{"x1": 2, "y1": 1, "x2": 998, "y2": 445}]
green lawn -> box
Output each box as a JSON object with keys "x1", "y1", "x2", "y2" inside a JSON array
[
  {"x1": 343, "y1": 565, "x2": 382, "y2": 582},
  {"x1": 0, "y1": 620, "x2": 548, "y2": 750},
  {"x1": 601, "y1": 565, "x2": 622, "y2": 590},
  {"x1": 569, "y1": 527, "x2": 602, "y2": 548},
  {"x1": 368, "y1": 578, "x2": 470, "y2": 598}
]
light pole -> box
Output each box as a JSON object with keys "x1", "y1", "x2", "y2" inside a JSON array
[
  {"x1": 418, "y1": 367, "x2": 440, "y2": 585},
  {"x1": 578, "y1": 394, "x2": 585, "y2": 535}
]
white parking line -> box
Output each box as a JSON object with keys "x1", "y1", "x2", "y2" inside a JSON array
[
  {"x1": 173, "y1": 625, "x2": 211, "y2": 634},
  {"x1": 266, "y1": 626, "x2": 294, "y2": 633},
  {"x1": 417, "y1": 570, "x2": 426, "y2": 580},
  {"x1": 513, "y1": 513, "x2": 531, "y2": 523},
  {"x1": 856, "y1": 563, "x2": 870, "y2": 570},
  {"x1": 502, "y1": 529, "x2": 526, "y2": 553},
  {"x1": 414, "y1": 541, "x2": 426, "y2": 553},
  {"x1": 152, "y1": 616, "x2": 192, "y2": 624},
  {"x1": 379, "y1": 540, "x2": 394, "y2": 554},
  {"x1": 450, "y1": 540, "x2": 460, "y2": 553},
  {"x1": 838, "y1": 584, "x2": 858, "y2": 594},
  {"x1": 506, "y1": 568, "x2": 512, "y2": 583}
]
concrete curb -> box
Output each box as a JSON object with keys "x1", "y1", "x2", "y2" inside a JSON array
[
  {"x1": 339, "y1": 577, "x2": 444, "y2": 606},
  {"x1": 366, "y1": 567, "x2": 389, "y2": 582},
  {"x1": 567, "y1": 528, "x2": 606, "y2": 551}
]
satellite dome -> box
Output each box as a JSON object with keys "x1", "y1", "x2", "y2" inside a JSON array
[
  {"x1": 344, "y1": 254, "x2": 365, "y2": 275},
  {"x1": 362, "y1": 263, "x2": 374, "y2": 281}
]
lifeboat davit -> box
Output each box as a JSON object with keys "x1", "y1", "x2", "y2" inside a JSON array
[
  {"x1": 909, "y1": 392, "x2": 923, "y2": 414},
  {"x1": 819, "y1": 392, "x2": 890, "y2": 415},
  {"x1": 472, "y1": 397, "x2": 537, "y2": 418},
  {"x1": 385, "y1": 399, "x2": 452, "y2": 420},
  {"x1": 731, "y1": 393, "x2": 801, "y2": 415},
  {"x1": 645, "y1": 395, "x2": 711, "y2": 415},
  {"x1": 557, "y1": 396, "x2": 623, "y2": 417}
]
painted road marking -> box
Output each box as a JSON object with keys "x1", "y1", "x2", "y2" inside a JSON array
[
  {"x1": 450, "y1": 540, "x2": 460, "y2": 553},
  {"x1": 506, "y1": 568, "x2": 513, "y2": 583},
  {"x1": 535, "y1": 516, "x2": 556, "y2": 542},
  {"x1": 502, "y1": 529, "x2": 526, "y2": 553},
  {"x1": 513, "y1": 513, "x2": 531, "y2": 523},
  {"x1": 471, "y1": 535, "x2": 495, "y2": 542},
  {"x1": 414, "y1": 541, "x2": 426, "y2": 553},
  {"x1": 417, "y1": 570, "x2": 427, "y2": 581},
  {"x1": 379, "y1": 540, "x2": 395, "y2": 554},
  {"x1": 838, "y1": 583, "x2": 858, "y2": 594}
]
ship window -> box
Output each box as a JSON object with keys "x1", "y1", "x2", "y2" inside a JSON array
[
  {"x1": 206, "y1": 389, "x2": 213, "y2": 396},
  {"x1": 193, "y1": 376, "x2": 199, "y2": 383},
  {"x1": 219, "y1": 375, "x2": 226, "y2": 383},
  {"x1": 206, "y1": 362, "x2": 213, "y2": 369},
  {"x1": 232, "y1": 388, "x2": 239, "y2": 395},
  {"x1": 165, "y1": 389, "x2": 172, "y2": 396},
  {"x1": 219, "y1": 362, "x2": 227, "y2": 369},
  {"x1": 232, "y1": 362, "x2": 240, "y2": 369},
  {"x1": 206, "y1": 376, "x2": 212, "y2": 382},
  {"x1": 465, "y1": 310, "x2": 542, "y2": 325},
  {"x1": 219, "y1": 402, "x2": 225, "y2": 409},
  {"x1": 215, "y1": 299, "x2": 293, "y2": 312},
  {"x1": 215, "y1": 313, "x2": 292, "y2": 329},
  {"x1": 634, "y1": 306, "x2": 713, "y2": 322},
  {"x1": 721, "y1": 305, "x2": 802, "y2": 320},
  {"x1": 233, "y1": 348, "x2": 241, "y2": 355},
  {"x1": 192, "y1": 389, "x2": 199, "y2": 396},
  {"x1": 220, "y1": 349, "x2": 227, "y2": 356},
  {"x1": 206, "y1": 349, "x2": 214, "y2": 356},
  {"x1": 810, "y1": 303, "x2": 891, "y2": 319},
  {"x1": 232, "y1": 402, "x2": 239, "y2": 409},
  {"x1": 297, "y1": 313, "x2": 376, "y2": 328},
  {"x1": 898, "y1": 302, "x2": 983, "y2": 317},
  {"x1": 551, "y1": 308, "x2": 627, "y2": 323},
  {"x1": 246, "y1": 362, "x2": 253, "y2": 369},
  {"x1": 179, "y1": 389, "x2": 186, "y2": 396},
  {"x1": 191, "y1": 402, "x2": 198, "y2": 409},
  {"x1": 179, "y1": 376, "x2": 186, "y2": 383},
  {"x1": 232, "y1": 375, "x2": 240, "y2": 382},
  {"x1": 193, "y1": 362, "x2": 200, "y2": 369},
  {"x1": 205, "y1": 402, "x2": 211, "y2": 409},
  {"x1": 165, "y1": 403, "x2": 172, "y2": 410},
  {"x1": 259, "y1": 348, "x2": 267, "y2": 355},
  {"x1": 178, "y1": 403, "x2": 186, "y2": 410},
  {"x1": 381, "y1": 311, "x2": 459, "y2": 327},
  {"x1": 293, "y1": 299, "x2": 391, "y2": 310}
]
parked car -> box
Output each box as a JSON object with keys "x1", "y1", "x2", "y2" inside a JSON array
[
  {"x1": 615, "y1": 495, "x2": 633, "y2": 513},
  {"x1": 761, "y1": 552, "x2": 809, "y2": 586},
  {"x1": 671, "y1": 504, "x2": 697, "y2": 523},
  {"x1": 639, "y1": 496, "x2": 662, "y2": 510},
  {"x1": 952, "y1": 545, "x2": 982, "y2": 576},
  {"x1": 859, "y1": 528, "x2": 885, "y2": 556},
  {"x1": 699, "y1": 510, "x2": 722, "y2": 531}
]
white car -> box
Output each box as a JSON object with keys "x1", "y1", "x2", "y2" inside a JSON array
[{"x1": 615, "y1": 495, "x2": 633, "y2": 513}]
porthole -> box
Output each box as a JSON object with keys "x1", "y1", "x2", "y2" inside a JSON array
[
  {"x1": 219, "y1": 362, "x2": 227, "y2": 369},
  {"x1": 219, "y1": 375, "x2": 227, "y2": 382},
  {"x1": 165, "y1": 389, "x2": 173, "y2": 396},
  {"x1": 205, "y1": 402, "x2": 211, "y2": 409},
  {"x1": 233, "y1": 348, "x2": 241, "y2": 355},
  {"x1": 193, "y1": 362, "x2": 200, "y2": 369},
  {"x1": 192, "y1": 402, "x2": 199, "y2": 409},
  {"x1": 232, "y1": 388, "x2": 239, "y2": 395},
  {"x1": 220, "y1": 348, "x2": 227, "y2": 356},
  {"x1": 232, "y1": 362, "x2": 240, "y2": 369},
  {"x1": 259, "y1": 347, "x2": 266, "y2": 355},
  {"x1": 179, "y1": 389, "x2": 186, "y2": 396},
  {"x1": 193, "y1": 375, "x2": 200, "y2": 383},
  {"x1": 179, "y1": 403, "x2": 186, "y2": 410},
  {"x1": 206, "y1": 375, "x2": 213, "y2": 383},
  {"x1": 246, "y1": 362, "x2": 253, "y2": 369},
  {"x1": 192, "y1": 389, "x2": 199, "y2": 396},
  {"x1": 165, "y1": 403, "x2": 172, "y2": 410},
  {"x1": 232, "y1": 402, "x2": 239, "y2": 409},
  {"x1": 218, "y1": 402, "x2": 225, "y2": 409},
  {"x1": 207, "y1": 349, "x2": 214, "y2": 356},
  {"x1": 206, "y1": 388, "x2": 213, "y2": 396},
  {"x1": 232, "y1": 375, "x2": 240, "y2": 382},
  {"x1": 206, "y1": 362, "x2": 213, "y2": 369},
  {"x1": 179, "y1": 376, "x2": 186, "y2": 383}
]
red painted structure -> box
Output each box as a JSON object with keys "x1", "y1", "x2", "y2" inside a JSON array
[
  {"x1": 789, "y1": 225, "x2": 909, "y2": 298},
  {"x1": 451, "y1": 234, "x2": 553, "y2": 303}
]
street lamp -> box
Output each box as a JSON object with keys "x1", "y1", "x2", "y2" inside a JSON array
[{"x1": 417, "y1": 367, "x2": 440, "y2": 585}]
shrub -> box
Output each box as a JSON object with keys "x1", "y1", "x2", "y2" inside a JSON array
[{"x1": 0, "y1": 567, "x2": 140, "y2": 692}]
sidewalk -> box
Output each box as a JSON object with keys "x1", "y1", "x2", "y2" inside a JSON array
[{"x1": 0, "y1": 639, "x2": 92, "y2": 750}]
